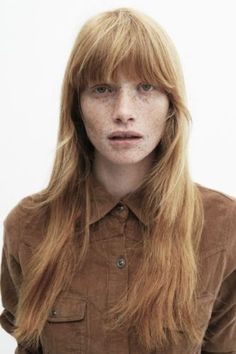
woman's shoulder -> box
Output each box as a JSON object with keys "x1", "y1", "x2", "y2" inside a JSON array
[
  {"x1": 4, "y1": 196, "x2": 32, "y2": 241},
  {"x1": 196, "y1": 182, "x2": 236, "y2": 203},
  {"x1": 195, "y1": 183, "x2": 236, "y2": 271},
  {"x1": 3, "y1": 194, "x2": 48, "y2": 254},
  {"x1": 4, "y1": 194, "x2": 40, "y2": 229},
  {"x1": 196, "y1": 182, "x2": 236, "y2": 222}
]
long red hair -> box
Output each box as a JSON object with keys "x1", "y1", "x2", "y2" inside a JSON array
[{"x1": 12, "y1": 8, "x2": 204, "y2": 351}]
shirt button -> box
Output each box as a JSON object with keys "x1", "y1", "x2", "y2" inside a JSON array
[
  {"x1": 116, "y1": 202, "x2": 125, "y2": 212},
  {"x1": 50, "y1": 309, "x2": 57, "y2": 317},
  {"x1": 116, "y1": 257, "x2": 126, "y2": 269}
]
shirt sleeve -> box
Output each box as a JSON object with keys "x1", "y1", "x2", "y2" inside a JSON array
[
  {"x1": 201, "y1": 202, "x2": 236, "y2": 353},
  {"x1": 0, "y1": 224, "x2": 43, "y2": 354}
]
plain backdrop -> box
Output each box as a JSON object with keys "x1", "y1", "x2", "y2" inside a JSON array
[{"x1": 1, "y1": 0, "x2": 236, "y2": 351}]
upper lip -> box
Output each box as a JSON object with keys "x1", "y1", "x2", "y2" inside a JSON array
[{"x1": 108, "y1": 130, "x2": 143, "y2": 139}]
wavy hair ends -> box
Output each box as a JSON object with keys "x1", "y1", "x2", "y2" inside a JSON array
[{"x1": 12, "y1": 7, "x2": 204, "y2": 351}]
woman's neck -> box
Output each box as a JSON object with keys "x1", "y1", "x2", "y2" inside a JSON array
[{"x1": 92, "y1": 153, "x2": 154, "y2": 198}]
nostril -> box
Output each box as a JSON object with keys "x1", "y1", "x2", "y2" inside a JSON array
[{"x1": 114, "y1": 115, "x2": 135, "y2": 122}]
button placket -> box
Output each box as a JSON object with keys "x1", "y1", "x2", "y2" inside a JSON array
[
  {"x1": 116, "y1": 202, "x2": 125, "y2": 212},
  {"x1": 111, "y1": 202, "x2": 129, "y2": 221}
]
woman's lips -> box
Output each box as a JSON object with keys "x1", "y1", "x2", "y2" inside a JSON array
[
  {"x1": 108, "y1": 130, "x2": 143, "y2": 139},
  {"x1": 109, "y1": 136, "x2": 141, "y2": 140},
  {"x1": 108, "y1": 136, "x2": 143, "y2": 146},
  {"x1": 108, "y1": 131, "x2": 143, "y2": 147}
]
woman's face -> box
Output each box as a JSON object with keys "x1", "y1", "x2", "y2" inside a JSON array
[{"x1": 79, "y1": 68, "x2": 170, "y2": 167}]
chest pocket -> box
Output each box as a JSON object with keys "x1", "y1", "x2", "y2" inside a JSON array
[{"x1": 41, "y1": 296, "x2": 87, "y2": 354}]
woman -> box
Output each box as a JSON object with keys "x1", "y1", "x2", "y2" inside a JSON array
[{"x1": 1, "y1": 7, "x2": 236, "y2": 354}]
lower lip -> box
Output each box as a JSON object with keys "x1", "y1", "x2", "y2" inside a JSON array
[{"x1": 108, "y1": 138, "x2": 143, "y2": 146}]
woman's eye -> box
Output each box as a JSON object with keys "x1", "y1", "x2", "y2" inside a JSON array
[
  {"x1": 94, "y1": 86, "x2": 113, "y2": 94},
  {"x1": 139, "y1": 83, "x2": 154, "y2": 92}
]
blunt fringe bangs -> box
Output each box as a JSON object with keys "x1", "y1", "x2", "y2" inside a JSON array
[{"x1": 70, "y1": 8, "x2": 185, "y2": 108}]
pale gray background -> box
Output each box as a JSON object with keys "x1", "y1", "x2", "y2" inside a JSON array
[{"x1": 1, "y1": 0, "x2": 236, "y2": 352}]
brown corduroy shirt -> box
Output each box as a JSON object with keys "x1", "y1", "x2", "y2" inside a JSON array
[{"x1": 1, "y1": 176, "x2": 236, "y2": 354}]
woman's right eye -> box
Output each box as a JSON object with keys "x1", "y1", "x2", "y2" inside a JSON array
[{"x1": 93, "y1": 86, "x2": 113, "y2": 94}]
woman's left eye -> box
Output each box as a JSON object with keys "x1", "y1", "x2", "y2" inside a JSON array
[{"x1": 139, "y1": 83, "x2": 154, "y2": 92}]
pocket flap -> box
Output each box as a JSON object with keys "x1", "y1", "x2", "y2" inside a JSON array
[{"x1": 47, "y1": 297, "x2": 86, "y2": 323}]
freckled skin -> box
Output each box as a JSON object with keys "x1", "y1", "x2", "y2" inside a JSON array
[{"x1": 79, "y1": 68, "x2": 170, "y2": 168}]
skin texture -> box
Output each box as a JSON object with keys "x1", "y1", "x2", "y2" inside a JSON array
[{"x1": 80, "y1": 68, "x2": 170, "y2": 197}]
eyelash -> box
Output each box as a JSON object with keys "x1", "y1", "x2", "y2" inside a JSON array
[
  {"x1": 91, "y1": 83, "x2": 155, "y2": 95},
  {"x1": 93, "y1": 86, "x2": 113, "y2": 94}
]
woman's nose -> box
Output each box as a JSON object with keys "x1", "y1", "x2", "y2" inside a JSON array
[{"x1": 112, "y1": 90, "x2": 136, "y2": 124}]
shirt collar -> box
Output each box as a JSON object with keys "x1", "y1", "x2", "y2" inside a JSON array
[{"x1": 89, "y1": 173, "x2": 148, "y2": 226}]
